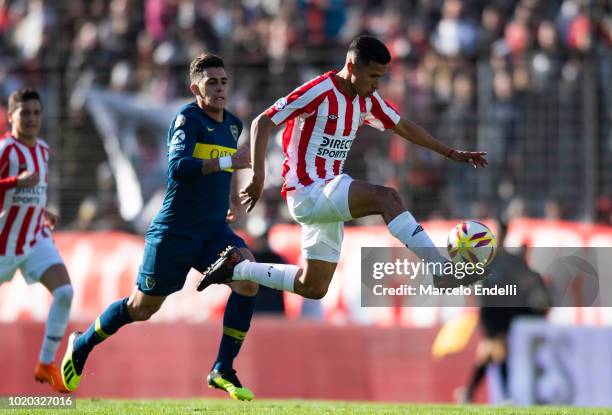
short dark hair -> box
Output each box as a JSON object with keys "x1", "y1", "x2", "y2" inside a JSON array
[
  {"x1": 348, "y1": 35, "x2": 391, "y2": 66},
  {"x1": 189, "y1": 53, "x2": 225, "y2": 82},
  {"x1": 8, "y1": 88, "x2": 41, "y2": 112}
]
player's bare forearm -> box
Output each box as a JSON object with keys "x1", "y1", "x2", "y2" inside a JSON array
[
  {"x1": 250, "y1": 113, "x2": 275, "y2": 180},
  {"x1": 239, "y1": 112, "x2": 274, "y2": 212},
  {"x1": 227, "y1": 173, "x2": 243, "y2": 222},
  {"x1": 229, "y1": 171, "x2": 241, "y2": 206},
  {"x1": 392, "y1": 118, "x2": 450, "y2": 156},
  {"x1": 391, "y1": 118, "x2": 488, "y2": 167},
  {"x1": 200, "y1": 159, "x2": 222, "y2": 176}
]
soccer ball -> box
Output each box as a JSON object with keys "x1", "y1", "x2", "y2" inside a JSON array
[{"x1": 447, "y1": 221, "x2": 497, "y2": 266}]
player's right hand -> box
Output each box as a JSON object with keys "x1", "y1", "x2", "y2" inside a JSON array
[
  {"x1": 16, "y1": 171, "x2": 39, "y2": 188},
  {"x1": 231, "y1": 145, "x2": 251, "y2": 170},
  {"x1": 239, "y1": 176, "x2": 264, "y2": 213}
]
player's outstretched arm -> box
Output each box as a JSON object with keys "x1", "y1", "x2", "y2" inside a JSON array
[
  {"x1": 226, "y1": 170, "x2": 245, "y2": 223},
  {"x1": 0, "y1": 170, "x2": 38, "y2": 190},
  {"x1": 199, "y1": 145, "x2": 250, "y2": 176},
  {"x1": 240, "y1": 113, "x2": 275, "y2": 212},
  {"x1": 392, "y1": 118, "x2": 488, "y2": 168}
]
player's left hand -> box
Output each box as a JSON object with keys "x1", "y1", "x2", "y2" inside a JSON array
[
  {"x1": 240, "y1": 176, "x2": 264, "y2": 213},
  {"x1": 44, "y1": 210, "x2": 58, "y2": 230},
  {"x1": 448, "y1": 150, "x2": 488, "y2": 168}
]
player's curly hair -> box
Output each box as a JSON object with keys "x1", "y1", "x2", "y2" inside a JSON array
[
  {"x1": 348, "y1": 35, "x2": 391, "y2": 66},
  {"x1": 8, "y1": 88, "x2": 41, "y2": 112},
  {"x1": 189, "y1": 53, "x2": 225, "y2": 82}
]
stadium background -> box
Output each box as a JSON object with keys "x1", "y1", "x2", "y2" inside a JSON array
[{"x1": 1, "y1": 0, "x2": 612, "y2": 407}]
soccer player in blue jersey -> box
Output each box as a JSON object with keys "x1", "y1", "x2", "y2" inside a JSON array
[{"x1": 61, "y1": 54, "x2": 267, "y2": 401}]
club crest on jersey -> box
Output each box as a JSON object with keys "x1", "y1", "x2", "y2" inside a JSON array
[
  {"x1": 174, "y1": 114, "x2": 186, "y2": 129},
  {"x1": 145, "y1": 276, "x2": 156, "y2": 290},
  {"x1": 230, "y1": 125, "x2": 239, "y2": 141},
  {"x1": 274, "y1": 97, "x2": 288, "y2": 110}
]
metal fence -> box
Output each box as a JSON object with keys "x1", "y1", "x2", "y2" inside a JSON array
[{"x1": 3, "y1": 49, "x2": 610, "y2": 230}]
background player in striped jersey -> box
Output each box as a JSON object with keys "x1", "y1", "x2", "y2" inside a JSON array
[
  {"x1": 198, "y1": 36, "x2": 488, "y2": 297},
  {"x1": 1, "y1": 88, "x2": 73, "y2": 392}
]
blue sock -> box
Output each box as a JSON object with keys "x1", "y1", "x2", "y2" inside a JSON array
[
  {"x1": 73, "y1": 297, "x2": 133, "y2": 374},
  {"x1": 213, "y1": 292, "x2": 255, "y2": 372}
]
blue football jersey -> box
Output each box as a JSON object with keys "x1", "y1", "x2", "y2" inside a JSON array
[{"x1": 147, "y1": 102, "x2": 243, "y2": 241}]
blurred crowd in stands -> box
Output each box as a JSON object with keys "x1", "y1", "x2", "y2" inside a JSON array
[{"x1": 0, "y1": 0, "x2": 611, "y2": 233}]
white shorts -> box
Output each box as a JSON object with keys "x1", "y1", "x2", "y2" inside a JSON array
[
  {"x1": 0, "y1": 237, "x2": 64, "y2": 285},
  {"x1": 286, "y1": 174, "x2": 354, "y2": 263}
]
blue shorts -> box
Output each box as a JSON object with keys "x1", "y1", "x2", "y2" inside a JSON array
[{"x1": 136, "y1": 224, "x2": 247, "y2": 296}]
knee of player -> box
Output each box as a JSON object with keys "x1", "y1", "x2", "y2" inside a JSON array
[
  {"x1": 53, "y1": 284, "x2": 74, "y2": 308},
  {"x1": 381, "y1": 186, "x2": 403, "y2": 208}
]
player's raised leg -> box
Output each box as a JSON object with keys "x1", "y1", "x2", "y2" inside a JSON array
[
  {"x1": 197, "y1": 246, "x2": 301, "y2": 293},
  {"x1": 207, "y1": 248, "x2": 257, "y2": 401},
  {"x1": 35, "y1": 263, "x2": 73, "y2": 393},
  {"x1": 61, "y1": 289, "x2": 164, "y2": 391},
  {"x1": 347, "y1": 180, "x2": 485, "y2": 286},
  {"x1": 347, "y1": 180, "x2": 448, "y2": 265}
]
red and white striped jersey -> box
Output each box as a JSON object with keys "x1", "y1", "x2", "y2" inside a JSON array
[
  {"x1": 0, "y1": 135, "x2": 50, "y2": 256},
  {"x1": 265, "y1": 70, "x2": 401, "y2": 196}
]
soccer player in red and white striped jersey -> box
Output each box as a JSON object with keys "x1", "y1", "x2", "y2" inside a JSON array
[
  {"x1": 0, "y1": 88, "x2": 72, "y2": 392},
  {"x1": 201, "y1": 36, "x2": 488, "y2": 299}
]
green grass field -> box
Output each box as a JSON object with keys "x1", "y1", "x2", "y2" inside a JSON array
[{"x1": 6, "y1": 399, "x2": 612, "y2": 414}]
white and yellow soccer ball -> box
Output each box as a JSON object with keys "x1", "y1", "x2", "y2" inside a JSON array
[{"x1": 447, "y1": 221, "x2": 497, "y2": 266}]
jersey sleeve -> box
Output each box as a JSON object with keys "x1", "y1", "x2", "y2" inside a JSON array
[
  {"x1": 364, "y1": 91, "x2": 401, "y2": 131},
  {"x1": 264, "y1": 75, "x2": 329, "y2": 126},
  {"x1": 0, "y1": 140, "x2": 17, "y2": 190},
  {"x1": 167, "y1": 112, "x2": 203, "y2": 180},
  {"x1": 0, "y1": 177, "x2": 17, "y2": 190}
]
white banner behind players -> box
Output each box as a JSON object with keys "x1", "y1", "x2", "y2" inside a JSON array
[{"x1": 509, "y1": 318, "x2": 612, "y2": 407}]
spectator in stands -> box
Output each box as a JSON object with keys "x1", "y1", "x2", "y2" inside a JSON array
[
  {"x1": 432, "y1": 0, "x2": 479, "y2": 58},
  {"x1": 479, "y1": 71, "x2": 517, "y2": 207},
  {"x1": 441, "y1": 72, "x2": 477, "y2": 219},
  {"x1": 0, "y1": 0, "x2": 609, "y2": 226}
]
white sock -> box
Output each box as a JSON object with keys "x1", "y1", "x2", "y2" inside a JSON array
[
  {"x1": 387, "y1": 211, "x2": 449, "y2": 266},
  {"x1": 233, "y1": 261, "x2": 299, "y2": 293},
  {"x1": 39, "y1": 284, "x2": 73, "y2": 364}
]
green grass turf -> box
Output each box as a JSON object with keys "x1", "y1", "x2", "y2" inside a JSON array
[{"x1": 5, "y1": 399, "x2": 612, "y2": 415}]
